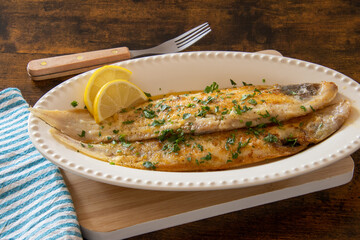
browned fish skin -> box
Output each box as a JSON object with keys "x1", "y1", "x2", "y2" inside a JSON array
[
  {"x1": 31, "y1": 82, "x2": 338, "y2": 143},
  {"x1": 50, "y1": 100, "x2": 350, "y2": 172}
]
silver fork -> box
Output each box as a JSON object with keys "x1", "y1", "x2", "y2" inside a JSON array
[
  {"x1": 130, "y1": 22, "x2": 211, "y2": 58},
  {"x1": 27, "y1": 22, "x2": 211, "y2": 80}
]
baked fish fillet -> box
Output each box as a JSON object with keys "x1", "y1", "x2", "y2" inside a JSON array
[
  {"x1": 50, "y1": 100, "x2": 350, "y2": 172},
  {"x1": 31, "y1": 82, "x2": 337, "y2": 143}
]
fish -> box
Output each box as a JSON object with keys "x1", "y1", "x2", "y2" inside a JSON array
[
  {"x1": 30, "y1": 82, "x2": 338, "y2": 143},
  {"x1": 50, "y1": 100, "x2": 350, "y2": 172}
]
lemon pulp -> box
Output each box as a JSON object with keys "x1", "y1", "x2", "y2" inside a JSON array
[
  {"x1": 84, "y1": 65, "x2": 132, "y2": 115},
  {"x1": 93, "y1": 79, "x2": 148, "y2": 123}
]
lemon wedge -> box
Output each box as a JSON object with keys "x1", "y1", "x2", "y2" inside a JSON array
[
  {"x1": 93, "y1": 80, "x2": 148, "y2": 123},
  {"x1": 84, "y1": 65, "x2": 132, "y2": 115}
]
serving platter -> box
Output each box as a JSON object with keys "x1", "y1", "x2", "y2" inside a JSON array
[{"x1": 28, "y1": 51, "x2": 360, "y2": 191}]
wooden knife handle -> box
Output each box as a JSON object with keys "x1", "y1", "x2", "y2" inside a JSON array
[{"x1": 27, "y1": 47, "x2": 131, "y2": 80}]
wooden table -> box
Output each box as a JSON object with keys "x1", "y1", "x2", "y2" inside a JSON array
[{"x1": 1, "y1": 1, "x2": 360, "y2": 239}]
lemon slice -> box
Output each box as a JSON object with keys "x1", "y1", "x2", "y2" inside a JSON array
[
  {"x1": 84, "y1": 65, "x2": 132, "y2": 115},
  {"x1": 93, "y1": 80, "x2": 148, "y2": 123}
]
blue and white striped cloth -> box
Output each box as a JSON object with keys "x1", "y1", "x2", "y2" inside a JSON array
[{"x1": 0, "y1": 88, "x2": 82, "y2": 239}]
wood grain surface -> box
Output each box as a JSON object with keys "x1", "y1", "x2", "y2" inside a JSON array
[{"x1": 1, "y1": 0, "x2": 359, "y2": 239}]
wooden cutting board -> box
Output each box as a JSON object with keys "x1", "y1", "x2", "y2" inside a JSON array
[{"x1": 61, "y1": 156, "x2": 354, "y2": 240}]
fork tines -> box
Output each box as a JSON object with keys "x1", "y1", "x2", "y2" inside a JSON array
[{"x1": 175, "y1": 22, "x2": 211, "y2": 49}]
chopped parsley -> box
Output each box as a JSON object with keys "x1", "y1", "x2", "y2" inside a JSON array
[
  {"x1": 192, "y1": 97, "x2": 201, "y2": 103},
  {"x1": 196, "y1": 106, "x2": 210, "y2": 117},
  {"x1": 201, "y1": 152, "x2": 212, "y2": 161},
  {"x1": 264, "y1": 133, "x2": 278, "y2": 143},
  {"x1": 113, "y1": 129, "x2": 119, "y2": 134},
  {"x1": 201, "y1": 96, "x2": 215, "y2": 105},
  {"x1": 234, "y1": 104, "x2": 252, "y2": 115},
  {"x1": 269, "y1": 116, "x2": 283, "y2": 126},
  {"x1": 241, "y1": 94, "x2": 252, "y2": 101},
  {"x1": 204, "y1": 82, "x2": 219, "y2": 93},
  {"x1": 283, "y1": 137, "x2": 299, "y2": 147},
  {"x1": 254, "y1": 88, "x2": 262, "y2": 95},
  {"x1": 71, "y1": 100, "x2": 78, "y2": 107},
  {"x1": 160, "y1": 104, "x2": 171, "y2": 111},
  {"x1": 246, "y1": 125, "x2": 265, "y2": 137},
  {"x1": 300, "y1": 106, "x2": 307, "y2": 112},
  {"x1": 150, "y1": 119, "x2": 166, "y2": 126},
  {"x1": 122, "y1": 120, "x2": 134, "y2": 125},
  {"x1": 310, "y1": 105, "x2": 315, "y2": 112},
  {"x1": 158, "y1": 129, "x2": 185, "y2": 154},
  {"x1": 144, "y1": 92, "x2": 152, "y2": 98},
  {"x1": 246, "y1": 121, "x2": 252, "y2": 127},
  {"x1": 183, "y1": 113, "x2": 191, "y2": 119},
  {"x1": 248, "y1": 98, "x2": 257, "y2": 105},
  {"x1": 225, "y1": 133, "x2": 236, "y2": 150},
  {"x1": 259, "y1": 110, "x2": 270, "y2": 118},
  {"x1": 242, "y1": 81, "x2": 253, "y2": 86},
  {"x1": 122, "y1": 142, "x2": 132, "y2": 148},
  {"x1": 230, "y1": 79, "x2": 237, "y2": 86},
  {"x1": 221, "y1": 109, "x2": 229, "y2": 115},
  {"x1": 78, "y1": 130, "x2": 85, "y2": 137},
  {"x1": 143, "y1": 161, "x2": 157, "y2": 170},
  {"x1": 143, "y1": 109, "x2": 156, "y2": 119},
  {"x1": 237, "y1": 138, "x2": 251, "y2": 153}
]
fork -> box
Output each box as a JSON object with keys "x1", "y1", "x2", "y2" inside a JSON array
[{"x1": 27, "y1": 22, "x2": 211, "y2": 80}]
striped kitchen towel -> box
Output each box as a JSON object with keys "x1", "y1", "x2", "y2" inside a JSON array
[{"x1": 0, "y1": 88, "x2": 82, "y2": 239}]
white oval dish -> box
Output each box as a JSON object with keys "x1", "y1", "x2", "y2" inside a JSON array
[{"x1": 28, "y1": 51, "x2": 360, "y2": 191}]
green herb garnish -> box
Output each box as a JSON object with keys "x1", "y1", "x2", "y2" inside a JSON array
[
  {"x1": 248, "y1": 98, "x2": 257, "y2": 105},
  {"x1": 196, "y1": 106, "x2": 210, "y2": 117},
  {"x1": 201, "y1": 152, "x2": 212, "y2": 161},
  {"x1": 71, "y1": 101, "x2": 78, "y2": 107},
  {"x1": 284, "y1": 137, "x2": 299, "y2": 147},
  {"x1": 242, "y1": 81, "x2": 253, "y2": 86},
  {"x1": 160, "y1": 104, "x2": 171, "y2": 111},
  {"x1": 259, "y1": 110, "x2": 270, "y2": 118},
  {"x1": 150, "y1": 119, "x2": 166, "y2": 126},
  {"x1": 144, "y1": 92, "x2": 152, "y2": 98},
  {"x1": 269, "y1": 116, "x2": 283, "y2": 126},
  {"x1": 264, "y1": 133, "x2": 278, "y2": 143},
  {"x1": 183, "y1": 113, "x2": 191, "y2": 119},
  {"x1": 78, "y1": 130, "x2": 85, "y2": 137},
  {"x1": 143, "y1": 161, "x2": 157, "y2": 170},
  {"x1": 204, "y1": 82, "x2": 219, "y2": 93},
  {"x1": 225, "y1": 133, "x2": 236, "y2": 150},
  {"x1": 143, "y1": 109, "x2": 156, "y2": 119},
  {"x1": 237, "y1": 138, "x2": 251, "y2": 153}
]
